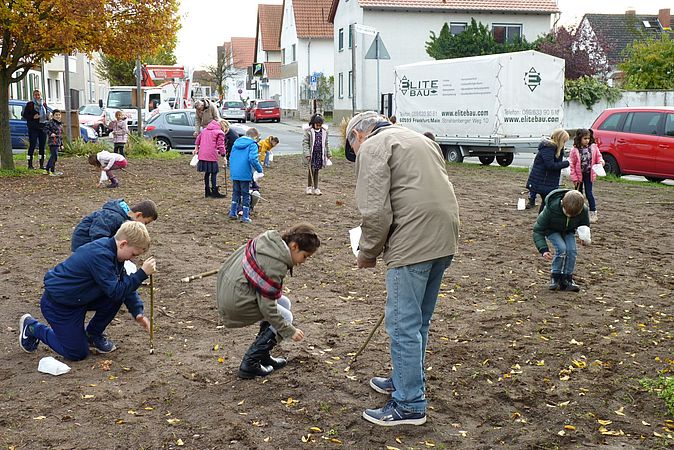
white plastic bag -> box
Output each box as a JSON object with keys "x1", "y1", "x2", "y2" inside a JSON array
[
  {"x1": 38, "y1": 356, "x2": 71, "y2": 376},
  {"x1": 99, "y1": 171, "x2": 108, "y2": 183},
  {"x1": 592, "y1": 164, "x2": 606, "y2": 177},
  {"x1": 124, "y1": 260, "x2": 137, "y2": 275},
  {"x1": 577, "y1": 225, "x2": 591, "y2": 245},
  {"x1": 268, "y1": 151, "x2": 273, "y2": 162},
  {"x1": 253, "y1": 171, "x2": 264, "y2": 182},
  {"x1": 325, "y1": 158, "x2": 333, "y2": 167},
  {"x1": 190, "y1": 154, "x2": 199, "y2": 167},
  {"x1": 517, "y1": 198, "x2": 526, "y2": 210},
  {"x1": 349, "y1": 226, "x2": 361, "y2": 257},
  {"x1": 561, "y1": 167, "x2": 571, "y2": 178}
]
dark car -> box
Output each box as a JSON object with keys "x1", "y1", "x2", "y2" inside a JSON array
[
  {"x1": 591, "y1": 107, "x2": 674, "y2": 182},
  {"x1": 248, "y1": 100, "x2": 281, "y2": 123},
  {"x1": 10, "y1": 99, "x2": 98, "y2": 148},
  {"x1": 143, "y1": 108, "x2": 248, "y2": 152}
]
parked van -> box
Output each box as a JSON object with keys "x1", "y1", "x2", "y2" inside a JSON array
[{"x1": 106, "y1": 87, "x2": 164, "y2": 131}]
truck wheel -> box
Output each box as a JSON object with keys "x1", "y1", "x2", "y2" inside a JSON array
[
  {"x1": 603, "y1": 154, "x2": 620, "y2": 176},
  {"x1": 478, "y1": 156, "x2": 495, "y2": 165},
  {"x1": 446, "y1": 147, "x2": 463, "y2": 163},
  {"x1": 496, "y1": 153, "x2": 514, "y2": 167}
]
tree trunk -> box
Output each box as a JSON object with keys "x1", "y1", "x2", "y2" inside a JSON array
[{"x1": 0, "y1": 69, "x2": 16, "y2": 170}]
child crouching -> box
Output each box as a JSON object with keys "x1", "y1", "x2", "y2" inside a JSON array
[
  {"x1": 533, "y1": 189, "x2": 590, "y2": 292},
  {"x1": 89, "y1": 151, "x2": 128, "y2": 188},
  {"x1": 216, "y1": 223, "x2": 320, "y2": 379}
]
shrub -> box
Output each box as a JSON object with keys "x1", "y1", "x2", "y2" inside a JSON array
[
  {"x1": 126, "y1": 135, "x2": 160, "y2": 157},
  {"x1": 62, "y1": 138, "x2": 110, "y2": 157},
  {"x1": 564, "y1": 76, "x2": 621, "y2": 110}
]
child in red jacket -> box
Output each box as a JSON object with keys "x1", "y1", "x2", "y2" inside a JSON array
[{"x1": 569, "y1": 129, "x2": 604, "y2": 223}]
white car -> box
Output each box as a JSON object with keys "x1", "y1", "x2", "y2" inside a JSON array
[{"x1": 221, "y1": 100, "x2": 246, "y2": 123}]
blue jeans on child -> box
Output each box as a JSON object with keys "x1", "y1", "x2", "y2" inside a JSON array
[
  {"x1": 45, "y1": 145, "x2": 58, "y2": 173},
  {"x1": 582, "y1": 172, "x2": 596, "y2": 211},
  {"x1": 232, "y1": 180, "x2": 251, "y2": 208},
  {"x1": 384, "y1": 255, "x2": 453, "y2": 413},
  {"x1": 32, "y1": 292, "x2": 124, "y2": 360},
  {"x1": 547, "y1": 232, "x2": 577, "y2": 275}
]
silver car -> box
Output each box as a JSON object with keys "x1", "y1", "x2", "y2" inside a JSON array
[
  {"x1": 143, "y1": 109, "x2": 248, "y2": 152},
  {"x1": 221, "y1": 100, "x2": 246, "y2": 123}
]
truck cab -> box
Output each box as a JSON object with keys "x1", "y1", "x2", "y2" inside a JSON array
[{"x1": 106, "y1": 87, "x2": 164, "y2": 131}]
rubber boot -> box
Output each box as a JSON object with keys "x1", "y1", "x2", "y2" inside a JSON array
[
  {"x1": 39, "y1": 157, "x2": 45, "y2": 170},
  {"x1": 257, "y1": 322, "x2": 287, "y2": 370},
  {"x1": 228, "y1": 202, "x2": 238, "y2": 219},
  {"x1": 241, "y1": 206, "x2": 252, "y2": 223},
  {"x1": 28, "y1": 157, "x2": 34, "y2": 169},
  {"x1": 562, "y1": 274, "x2": 580, "y2": 292},
  {"x1": 525, "y1": 196, "x2": 536, "y2": 209},
  {"x1": 204, "y1": 185, "x2": 211, "y2": 198},
  {"x1": 548, "y1": 273, "x2": 561, "y2": 291},
  {"x1": 210, "y1": 186, "x2": 226, "y2": 198},
  {"x1": 237, "y1": 332, "x2": 275, "y2": 379}
]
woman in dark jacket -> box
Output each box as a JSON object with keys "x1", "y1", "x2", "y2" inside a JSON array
[{"x1": 526, "y1": 128, "x2": 570, "y2": 212}]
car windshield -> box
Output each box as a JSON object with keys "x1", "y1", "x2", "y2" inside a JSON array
[
  {"x1": 259, "y1": 101, "x2": 277, "y2": 109},
  {"x1": 107, "y1": 91, "x2": 133, "y2": 109},
  {"x1": 79, "y1": 105, "x2": 103, "y2": 115},
  {"x1": 224, "y1": 101, "x2": 244, "y2": 108}
]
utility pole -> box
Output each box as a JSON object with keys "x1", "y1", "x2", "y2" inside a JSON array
[
  {"x1": 135, "y1": 58, "x2": 143, "y2": 136},
  {"x1": 63, "y1": 54, "x2": 72, "y2": 143},
  {"x1": 350, "y1": 23, "x2": 356, "y2": 115}
]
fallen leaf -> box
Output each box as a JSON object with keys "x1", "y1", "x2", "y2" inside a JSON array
[
  {"x1": 144, "y1": 407, "x2": 154, "y2": 411},
  {"x1": 237, "y1": 400, "x2": 245, "y2": 406},
  {"x1": 81, "y1": 395, "x2": 95, "y2": 399},
  {"x1": 642, "y1": 420, "x2": 651, "y2": 426},
  {"x1": 564, "y1": 425, "x2": 576, "y2": 431},
  {"x1": 386, "y1": 447, "x2": 401, "y2": 450},
  {"x1": 395, "y1": 437, "x2": 403, "y2": 444},
  {"x1": 597, "y1": 419, "x2": 613, "y2": 426},
  {"x1": 115, "y1": 419, "x2": 125, "y2": 424},
  {"x1": 309, "y1": 427, "x2": 322, "y2": 432},
  {"x1": 217, "y1": 357, "x2": 224, "y2": 364},
  {"x1": 33, "y1": 416, "x2": 47, "y2": 420},
  {"x1": 614, "y1": 406, "x2": 625, "y2": 416},
  {"x1": 176, "y1": 439, "x2": 184, "y2": 446},
  {"x1": 167, "y1": 418, "x2": 181, "y2": 425}
]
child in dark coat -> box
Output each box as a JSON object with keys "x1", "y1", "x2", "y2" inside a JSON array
[
  {"x1": 19, "y1": 222, "x2": 156, "y2": 360},
  {"x1": 533, "y1": 189, "x2": 590, "y2": 292},
  {"x1": 44, "y1": 109, "x2": 64, "y2": 176}
]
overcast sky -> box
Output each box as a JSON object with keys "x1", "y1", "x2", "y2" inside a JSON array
[{"x1": 175, "y1": 0, "x2": 666, "y2": 69}]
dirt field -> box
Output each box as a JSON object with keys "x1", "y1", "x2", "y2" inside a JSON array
[{"x1": 0, "y1": 154, "x2": 672, "y2": 449}]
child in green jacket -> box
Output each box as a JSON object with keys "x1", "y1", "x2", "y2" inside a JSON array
[
  {"x1": 533, "y1": 189, "x2": 590, "y2": 292},
  {"x1": 216, "y1": 223, "x2": 320, "y2": 379}
]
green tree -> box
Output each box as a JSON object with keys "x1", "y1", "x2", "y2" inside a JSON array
[
  {"x1": 0, "y1": 0, "x2": 180, "y2": 169},
  {"x1": 426, "y1": 18, "x2": 533, "y2": 60},
  {"x1": 97, "y1": 44, "x2": 177, "y2": 86},
  {"x1": 619, "y1": 34, "x2": 674, "y2": 89}
]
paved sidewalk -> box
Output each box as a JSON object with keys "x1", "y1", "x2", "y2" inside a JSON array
[{"x1": 274, "y1": 117, "x2": 342, "y2": 140}]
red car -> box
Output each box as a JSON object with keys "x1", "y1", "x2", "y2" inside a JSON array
[
  {"x1": 591, "y1": 107, "x2": 674, "y2": 182},
  {"x1": 248, "y1": 99, "x2": 281, "y2": 123}
]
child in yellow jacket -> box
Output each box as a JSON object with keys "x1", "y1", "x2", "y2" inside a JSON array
[{"x1": 258, "y1": 136, "x2": 279, "y2": 168}]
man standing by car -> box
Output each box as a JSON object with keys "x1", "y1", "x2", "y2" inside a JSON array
[
  {"x1": 22, "y1": 90, "x2": 49, "y2": 169},
  {"x1": 345, "y1": 111, "x2": 460, "y2": 426}
]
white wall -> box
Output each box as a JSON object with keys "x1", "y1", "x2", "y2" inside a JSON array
[
  {"x1": 564, "y1": 91, "x2": 674, "y2": 129},
  {"x1": 332, "y1": 2, "x2": 553, "y2": 115}
]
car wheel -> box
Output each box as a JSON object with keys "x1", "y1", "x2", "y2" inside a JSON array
[
  {"x1": 645, "y1": 176, "x2": 665, "y2": 183},
  {"x1": 496, "y1": 153, "x2": 514, "y2": 167},
  {"x1": 155, "y1": 137, "x2": 171, "y2": 152},
  {"x1": 445, "y1": 146, "x2": 464, "y2": 163},
  {"x1": 603, "y1": 154, "x2": 620, "y2": 176},
  {"x1": 478, "y1": 156, "x2": 495, "y2": 165}
]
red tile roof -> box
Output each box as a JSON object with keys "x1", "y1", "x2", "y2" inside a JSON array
[
  {"x1": 230, "y1": 37, "x2": 256, "y2": 69},
  {"x1": 264, "y1": 62, "x2": 282, "y2": 79},
  {"x1": 258, "y1": 4, "x2": 283, "y2": 52},
  {"x1": 329, "y1": 0, "x2": 559, "y2": 22},
  {"x1": 289, "y1": 0, "x2": 333, "y2": 38}
]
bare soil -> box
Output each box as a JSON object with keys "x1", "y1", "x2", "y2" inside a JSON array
[{"x1": 0, "y1": 155, "x2": 672, "y2": 449}]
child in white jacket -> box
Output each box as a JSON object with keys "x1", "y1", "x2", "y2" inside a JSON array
[{"x1": 88, "y1": 151, "x2": 128, "y2": 188}]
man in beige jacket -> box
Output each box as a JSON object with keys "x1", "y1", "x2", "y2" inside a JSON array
[{"x1": 346, "y1": 111, "x2": 460, "y2": 426}]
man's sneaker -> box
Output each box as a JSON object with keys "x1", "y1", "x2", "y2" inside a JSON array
[
  {"x1": 305, "y1": 187, "x2": 313, "y2": 195},
  {"x1": 313, "y1": 188, "x2": 322, "y2": 195},
  {"x1": 362, "y1": 399, "x2": 427, "y2": 426},
  {"x1": 370, "y1": 377, "x2": 395, "y2": 394},
  {"x1": 88, "y1": 334, "x2": 116, "y2": 353},
  {"x1": 19, "y1": 314, "x2": 39, "y2": 353}
]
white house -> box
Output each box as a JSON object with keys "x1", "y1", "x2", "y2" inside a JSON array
[
  {"x1": 328, "y1": 0, "x2": 559, "y2": 122},
  {"x1": 253, "y1": 4, "x2": 283, "y2": 100},
  {"x1": 220, "y1": 38, "x2": 257, "y2": 101},
  {"x1": 280, "y1": 0, "x2": 334, "y2": 119}
]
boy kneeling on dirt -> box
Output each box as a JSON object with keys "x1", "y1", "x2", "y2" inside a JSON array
[
  {"x1": 216, "y1": 223, "x2": 320, "y2": 379},
  {"x1": 533, "y1": 189, "x2": 590, "y2": 292},
  {"x1": 19, "y1": 222, "x2": 156, "y2": 360}
]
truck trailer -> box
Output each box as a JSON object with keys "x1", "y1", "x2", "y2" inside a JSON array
[{"x1": 393, "y1": 50, "x2": 565, "y2": 166}]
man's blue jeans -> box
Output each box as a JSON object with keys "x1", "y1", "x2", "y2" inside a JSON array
[
  {"x1": 547, "y1": 232, "x2": 577, "y2": 275},
  {"x1": 385, "y1": 255, "x2": 453, "y2": 413}
]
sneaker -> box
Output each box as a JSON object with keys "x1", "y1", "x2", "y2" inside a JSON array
[
  {"x1": 305, "y1": 187, "x2": 313, "y2": 195},
  {"x1": 370, "y1": 377, "x2": 395, "y2": 394},
  {"x1": 313, "y1": 188, "x2": 322, "y2": 195},
  {"x1": 19, "y1": 314, "x2": 39, "y2": 353},
  {"x1": 88, "y1": 334, "x2": 117, "y2": 353},
  {"x1": 589, "y1": 211, "x2": 598, "y2": 223},
  {"x1": 362, "y1": 399, "x2": 427, "y2": 426}
]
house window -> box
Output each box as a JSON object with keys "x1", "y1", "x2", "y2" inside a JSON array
[
  {"x1": 282, "y1": 49, "x2": 286, "y2": 64},
  {"x1": 348, "y1": 25, "x2": 353, "y2": 49},
  {"x1": 292, "y1": 44, "x2": 296, "y2": 62},
  {"x1": 338, "y1": 28, "x2": 344, "y2": 51},
  {"x1": 450, "y1": 22, "x2": 467, "y2": 35},
  {"x1": 55, "y1": 79, "x2": 62, "y2": 101},
  {"x1": 348, "y1": 70, "x2": 353, "y2": 98},
  {"x1": 338, "y1": 73, "x2": 344, "y2": 98},
  {"x1": 492, "y1": 24, "x2": 522, "y2": 44},
  {"x1": 47, "y1": 79, "x2": 53, "y2": 100}
]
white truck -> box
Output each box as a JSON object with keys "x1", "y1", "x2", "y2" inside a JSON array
[
  {"x1": 106, "y1": 86, "x2": 164, "y2": 131},
  {"x1": 393, "y1": 50, "x2": 565, "y2": 166}
]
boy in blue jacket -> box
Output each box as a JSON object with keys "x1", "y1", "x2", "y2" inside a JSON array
[
  {"x1": 71, "y1": 199, "x2": 157, "y2": 252},
  {"x1": 229, "y1": 128, "x2": 263, "y2": 223},
  {"x1": 19, "y1": 222, "x2": 157, "y2": 360}
]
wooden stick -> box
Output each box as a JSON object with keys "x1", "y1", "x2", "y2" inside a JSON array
[
  {"x1": 645, "y1": 201, "x2": 674, "y2": 205},
  {"x1": 149, "y1": 274, "x2": 154, "y2": 354},
  {"x1": 180, "y1": 268, "x2": 219, "y2": 283},
  {"x1": 351, "y1": 312, "x2": 385, "y2": 362},
  {"x1": 121, "y1": 167, "x2": 139, "y2": 177}
]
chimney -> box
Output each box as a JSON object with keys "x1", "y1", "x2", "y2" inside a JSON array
[
  {"x1": 659, "y1": 8, "x2": 671, "y2": 29},
  {"x1": 625, "y1": 8, "x2": 636, "y2": 17}
]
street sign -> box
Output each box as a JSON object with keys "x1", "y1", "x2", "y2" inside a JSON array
[
  {"x1": 310, "y1": 75, "x2": 317, "y2": 84},
  {"x1": 354, "y1": 24, "x2": 377, "y2": 36},
  {"x1": 365, "y1": 33, "x2": 391, "y2": 60}
]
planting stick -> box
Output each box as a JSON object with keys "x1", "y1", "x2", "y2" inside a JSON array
[
  {"x1": 351, "y1": 312, "x2": 385, "y2": 362},
  {"x1": 149, "y1": 274, "x2": 155, "y2": 354},
  {"x1": 180, "y1": 268, "x2": 219, "y2": 283},
  {"x1": 121, "y1": 167, "x2": 139, "y2": 177}
]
